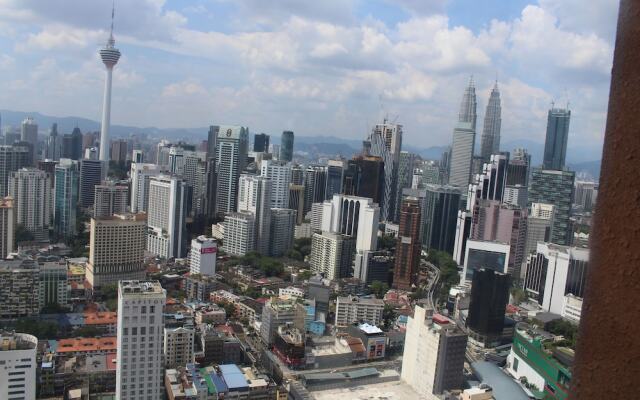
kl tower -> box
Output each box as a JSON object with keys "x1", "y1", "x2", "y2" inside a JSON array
[{"x1": 98, "y1": 4, "x2": 121, "y2": 163}]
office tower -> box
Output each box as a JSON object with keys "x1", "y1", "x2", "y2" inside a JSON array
[
  {"x1": 320, "y1": 194, "x2": 380, "y2": 252},
  {"x1": 38, "y1": 261, "x2": 68, "y2": 310},
  {"x1": 0, "y1": 145, "x2": 30, "y2": 197},
  {"x1": 206, "y1": 125, "x2": 219, "y2": 160},
  {"x1": 0, "y1": 197, "x2": 14, "y2": 258},
  {"x1": 394, "y1": 151, "x2": 417, "y2": 220},
  {"x1": 46, "y1": 123, "x2": 61, "y2": 161},
  {"x1": 423, "y1": 184, "x2": 461, "y2": 254},
  {"x1": 20, "y1": 117, "x2": 38, "y2": 158},
  {"x1": 503, "y1": 184, "x2": 527, "y2": 208},
  {"x1": 82, "y1": 132, "x2": 96, "y2": 152},
  {"x1": 393, "y1": 197, "x2": 422, "y2": 290},
  {"x1": 238, "y1": 174, "x2": 272, "y2": 255},
  {"x1": 542, "y1": 107, "x2": 571, "y2": 170},
  {"x1": 204, "y1": 158, "x2": 217, "y2": 219},
  {"x1": 156, "y1": 140, "x2": 172, "y2": 169},
  {"x1": 222, "y1": 212, "x2": 255, "y2": 256},
  {"x1": 353, "y1": 250, "x2": 391, "y2": 284},
  {"x1": 462, "y1": 239, "x2": 510, "y2": 281},
  {"x1": 325, "y1": 159, "x2": 346, "y2": 200},
  {"x1": 116, "y1": 280, "x2": 165, "y2": 400},
  {"x1": 86, "y1": 213, "x2": 146, "y2": 287},
  {"x1": 480, "y1": 82, "x2": 502, "y2": 162},
  {"x1": 303, "y1": 165, "x2": 327, "y2": 214},
  {"x1": 9, "y1": 168, "x2": 51, "y2": 241},
  {"x1": 98, "y1": 7, "x2": 121, "y2": 162},
  {"x1": 574, "y1": 181, "x2": 598, "y2": 211},
  {"x1": 94, "y1": 182, "x2": 128, "y2": 218},
  {"x1": 471, "y1": 200, "x2": 528, "y2": 277},
  {"x1": 130, "y1": 162, "x2": 161, "y2": 213},
  {"x1": 343, "y1": 155, "x2": 385, "y2": 204},
  {"x1": 70, "y1": 127, "x2": 83, "y2": 160},
  {"x1": 280, "y1": 130, "x2": 294, "y2": 162},
  {"x1": 449, "y1": 122, "x2": 476, "y2": 188},
  {"x1": 288, "y1": 184, "x2": 305, "y2": 224},
  {"x1": 84, "y1": 146, "x2": 98, "y2": 160},
  {"x1": 310, "y1": 202, "x2": 324, "y2": 230},
  {"x1": 459, "y1": 76, "x2": 478, "y2": 130},
  {"x1": 0, "y1": 260, "x2": 39, "y2": 317},
  {"x1": 270, "y1": 208, "x2": 296, "y2": 257},
  {"x1": 215, "y1": 126, "x2": 249, "y2": 214},
  {"x1": 369, "y1": 120, "x2": 402, "y2": 221},
  {"x1": 110, "y1": 138, "x2": 128, "y2": 163},
  {"x1": 260, "y1": 159, "x2": 291, "y2": 209},
  {"x1": 253, "y1": 133, "x2": 270, "y2": 152},
  {"x1": 147, "y1": 175, "x2": 188, "y2": 259},
  {"x1": 402, "y1": 306, "x2": 467, "y2": 397},
  {"x1": 309, "y1": 231, "x2": 356, "y2": 280},
  {"x1": 164, "y1": 326, "x2": 195, "y2": 368},
  {"x1": 528, "y1": 168, "x2": 575, "y2": 245},
  {"x1": 334, "y1": 295, "x2": 384, "y2": 327},
  {"x1": 522, "y1": 203, "x2": 555, "y2": 277},
  {"x1": 466, "y1": 269, "x2": 510, "y2": 341},
  {"x1": 189, "y1": 236, "x2": 217, "y2": 276},
  {"x1": 175, "y1": 149, "x2": 207, "y2": 216},
  {"x1": 0, "y1": 332, "x2": 37, "y2": 400},
  {"x1": 507, "y1": 148, "x2": 531, "y2": 187},
  {"x1": 132, "y1": 149, "x2": 143, "y2": 163},
  {"x1": 54, "y1": 159, "x2": 78, "y2": 238},
  {"x1": 290, "y1": 163, "x2": 304, "y2": 185},
  {"x1": 79, "y1": 158, "x2": 103, "y2": 208}
]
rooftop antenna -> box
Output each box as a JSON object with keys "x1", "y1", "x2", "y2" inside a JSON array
[{"x1": 110, "y1": 0, "x2": 115, "y2": 41}]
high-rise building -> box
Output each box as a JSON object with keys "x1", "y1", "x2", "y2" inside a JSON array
[
  {"x1": 353, "y1": 250, "x2": 391, "y2": 285},
  {"x1": 132, "y1": 149, "x2": 143, "y2": 163},
  {"x1": 79, "y1": 159, "x2": 103, "y2": 208},
  {"x1": 401, "y1": 306, "x2": 467, "y2": 397},
  {"x1": 146, "y1": 175, "x2": 188, "y2": 259},
  {"x1": 280, "y1": 130, "x2": 294, "y2": 162},
  {"x1": 222, "y1": 212, "x2": 255, "y2": 256},
  {"x1": 116, "y1": 280, "x2": 165, "y2": 400},
  {"x1": 288, "y1": 184, "x2": 305, "y2": 225},
  {"x1": 206, "y1": 125, "x2": 219, "y2": 160},
  {"x1": 260, "y1": 160, "x2": 291, "y2": 209},
  {"x1": 86, "y1": 213, "x2": 147, "y2": 287},
  {"x1": 130, "y1": 162, "x2": 161, "y2": 213},
  {"x1": 215, "y1": 126, "x2": 249, "y2": 214},
  {"x1": 38, "y1": 261, "x2": 69, "y2": 310},
  {"x1": 303, "y1": 165, "x2": 327, "y2": 215},
  {"x1": 325, "y1": 159, "x2": 346, "y2": 200},
  {"x1": 0, "y1": 144, "x2": 30, "y2": 197},
  {"x1": 0, "y1": 332, "x2": 38, "y2": 400},
  {"x1": 309, "y1": 231, "x2": 355, "y2": 280},
  {"x1": 480, "y1": 82, "x2": 502, "y2": 162},
  {"x1": 524, "y1": 243, "x2": 589, "y2": 315},
  {"x1": 394, "y1": 151, "x2": 418, "y2": 221},
  {"x1": 542, "y1": 107, "x2": 571, "y2": 170},
  {"x1": 343, "y1": 155, "x2": 385, "y2": 204},
  {"x1": 462, "y1": 239, "x2": 510, "y2": 281},
  {"x1": 449, "y1": 78, "x2": 478, "y2": 188},
  {"x1": 70, "y1": 127, "x2": 83, "y2": 161},
  {"x1": 522, "y1": 203, "x2": 555, "y2": 278},
  {"x1": 466, "y1": 269, "x2": 511, "y2": 342},
  {"x1": 94, "y1": 182, "x2": 129, "y2": 218},
  {"x1": 368, "y1": 121, "x2": 402, "y2": 221},
  {"x1": 20, "y1": 117, "x2": 38, "y2": 162},
  {"x1": 393, "y1": 197, "x2": 422, "y2": 290},
  {"x1": 503, "y1": 184, "x2": 528, "y2": 208},
  {"x1": 110, "y1": 139, "x2": 128, "y2": 163},
  {"x1": 46, "y1": 123, "x2": 62, "y2": 161},
  {"x1": 423, "y1": 184, "x2": 461, "y2": 254},
  {"x1": 574, "y1": 181, "x2": 598, "y2": 211},
  {"x1": 189, "y1": 236, "x2": 217, "y2": 277},
  {"x1": 0, "y1": 260, "x2": 40, "y2": 317},
  {"x1": 0, "y1": 197, "x2": 14, "y2": 258},
  {"x1": 459, "y1": 76, "x2": 478, "y2": 130},
  {"x1": 507, "y1": 148, "x2": 531, "y2": 187},
  {"x1": 334, "y1": 295, "x2": 384, "y2": 327},
  {"x1": 9, "y1": 168, "x2": 51, "y2": 241},
  {"x1": 253, "y1": 133, "x2": 270, "y2": 152},
  {"x1": 290, "y1": 163, "x2": 304, "y2": 185},
  {"x1": 164, "y1": 326, "x2": 195, "y2": 368},
  {"x1": 270, "y1": 208, "x2": 296, "y2": 257},
  {"x1": 320, "y1": 194, "x2": 380, "y2": 252},
  {"x1": 98, "y1": 7, "x2": 121, "y2": 162},
  {"x1": 54, "y1": 159, "x2": 78, "y2": 238},
  {"x1": 528, "y1": 168, "x2": 575, "y2": 245},
  {"x1": 238, "y1": 174, "x2": 272, "y2": 255}
]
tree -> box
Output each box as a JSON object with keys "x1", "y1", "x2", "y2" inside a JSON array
[
  {"x1": 286, "y1": 249, "x2": 303, "y2": 261},
  {"x1": 377, "y1": 234, "x2": 396, "y2": 251},
  {"x1": 298, "y1": 269, "x2": 313, "y2": 281},
  {"x1": 511, "y1": 288, "x2": 528, "y2": 305},
  {"x1": 382, "y1": 304, "x2": 397, "y2": 330},
  {"x1": 370, "y1": 280, "x2": 389, "y2": 299}
]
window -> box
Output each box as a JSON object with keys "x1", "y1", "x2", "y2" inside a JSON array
[{"x1": 513, "y1": 357, "x2": 519, "y2": 372}]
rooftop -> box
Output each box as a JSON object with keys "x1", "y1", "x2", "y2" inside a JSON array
[
  {"x1": 310, "y1": 376, "x2": 414, "y2": 400},
  {"x1": 119, "y1": 280, "x2": 164, "y2": 295},
  {"x1": 56, "y1": 337, "x2": 117, "y2": 354},
  {"x1": 84, "y1": 311, "x2": 116, "y2": 325},
  {"x1": 0, "y1": 332, "x2": 37, "y2": 351}
]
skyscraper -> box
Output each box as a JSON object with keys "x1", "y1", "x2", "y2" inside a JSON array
[
  {"x1": 189, "y1": 236, "x2": 217, "y2": 276},
  {"x1": 130, "y1": 162, "x2": 161, "y2": 213},
  {"x1": 238, "y1": 174, "x2": 272, "y2": 255},
  {"x1": 423, "y1": 184, "x2": 461, "y2": 254},
  {"x1": 303, "y1": 165, "x2": 327, "y2": 214},
  {"x1": 269, "y1": 208, "x2": 296, "y2": 257},
  {"x1": 393, "y1": 197, "x2": 422, "y2": 290},
  {"x1": 21, "y1": 117, "x2": 38, "y2": 162},
  {"x1": 480, "y1": 82, "x2": 502, "y2": 162},
  {"x1": 394, "y1": 151, "x2": 417, "y2": 221},
  {"x1": 215, "y1": 126, "x2": 249, "y2": 214},
  {"x1": 116, "y1": 281, "x2": 165, "y2": 400},
  {"x1": 466, "y1": 269, "x2": 511, "y2": 343},
  {"x1": 343, "y1": 155, "x2": 385, "y2": 205},
  {"x1": 146, "y1": 175, "x2": 188, "y2": 259},
  {"x1": 86, "y1": 213, "x2": 147, "y2": 287},
  {"x1": 325, "y1": 158, "x2": 346, "y2": 200},
  {"x1": 54, "y1": 159, "x2": 78, "y2": 238},
  {"x1": 0, "y1": 197, "x2": 14, "y2": 258},
  {"x1": 449, "y1": 78, "x2": 477, "y2": 188},
  {"x1": 320, "y1": 194, "x2": 380, "y2": 252},
  {"x1": 458, "y1": 76, "x2": 478, "y2": 131},
  {"x1": 98, "y1": 5, "x2": 121, "y2": 162},
  {"x1": 0, "y1": 145, "x2": 30, "y2": 197},
  {"x1": 8, "y1": 168, "x2": 51, "y2": 241},
  {"x1": 46, "y1": 123, "x2": 61, "y2": 161},
  {"x1": 70, "y1": 127, "x2": 83, "y2": 160},
  {"x1": 260, "y1": 159, "x2": 292, "y2": 209},
  {"x1": 253, "y1": 133, "x2": 270, "y2": 152},
  {"x1": 369, "y1": 121, "x2": 402, "y2": 222},
  {"x1": 288, "y1": 184, "x2": 305, "y2": 225},
  {"x1": 309, "y1": 231, "x2": 355, "y2": 280},
  {"x1": 206, "y1": 125, "x2": 219, "y2": 160},
  {"x1": 79, "y1": 158, "x2": 103, "y2": 208},
  {"x1": 528, "y1": 168, "x2": 575, "y2": 245},
  {"x1": 542, "y1": 107, "x2": 571, "y2": 170},
  {"x1": 280, "y1": 130, "x2": 294, "y2": 162},
  {"x1": 94, "y1": 182, "x2": 128, "y2": 218},
  {"x1": 222, "y1": 212, "x2": 255, "y2": 256}
]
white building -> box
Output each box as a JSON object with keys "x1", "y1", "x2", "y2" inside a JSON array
[
  {"x1": 334, "y1": 295, "x2": 384, "y2": 327},
  {"x1": 260, "y1": 160, "x2": 291, "y2": 209},
  {"x1": 0, "y1": 197, "x2": 14, "y2": 258},
  {"x1": 8, "y1": 168, "x2": 51, "y2": 240},
  {"x1": 146, "y1": 175, "x2": 188, "y2": 259},
  {"x1": 309, "y1": 231, "x2": 355, "y2": 280},
  {"x1": 222, "y1": 212, "x2": 255, "y2": 256},
  {"x1": 462, "y1": 239, "x2": 511, "y2": 282},
  {"x1": 189, "y1": 236, "x2": 217, "y2": 276},
  {"x1": 130, "y1": 163, "x2": 161, "y2": 213},
  {"x1": 0, "y1": 332, "x2": 37, "y2": 400},
  {"x1": 320, "y1": 194, "x2": 380, "y2": 252},
  {"x1": 503, "y1": 184, "x2": 527, "y2": 208},
  {"x1": 164, "y1": 326, "x2": 195, "y2": 368},
  {"x1": 561, "y1": 294, "x2": 583, "y2": 323},
  {"x1": 116, "y1": 280, "x2": 166, "y2": 400},
  {"x1": 279, "y1": 286, "x2": 305, "y2": 298},
  {"x1": 522, "y1": 203, "x2": 555, "y2": 278},
  {"x1": 93, "y1": 182, "x2": 128, "y2": 218},
  {"x1": 449, "y1": 122, "x2": 476, "y2": 188},
  {"x1": 238, "y1": 174, "x2": 271, "y2": 255},
  {"x1": 401, "y1": 306, "x2": 467, "y2": 399},
  {"x1": 269, "y1": 208, "x2": 296, "y2": 257},
  {"x1": 215, "y1": 125, "x2": 249, "y2": 214}
]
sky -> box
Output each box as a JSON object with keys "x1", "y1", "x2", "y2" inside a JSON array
[{"x1": 0, "y1": 0, "x2": 619, "y2": 151}]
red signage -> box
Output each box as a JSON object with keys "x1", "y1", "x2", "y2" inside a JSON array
[{"x1": 201, "y1": 247, "x2": 217, "y2": 254}]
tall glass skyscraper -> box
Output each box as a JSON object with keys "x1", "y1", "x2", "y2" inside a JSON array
[
  {"x1": 528, "y1": 168, "x2": 575, "y2": 246},
  {"x1": 480, "y1": 82, "x2": 502, "y2": 162},
  {"x1": 280, "y1": 131, "x2": 294, "y2": 162},
  {"x1": 54, "y1": 159, "x2": 79, "y2": 238},
  {"x1": 543, "y1": 107, "x2": 571, "y2": 170}
]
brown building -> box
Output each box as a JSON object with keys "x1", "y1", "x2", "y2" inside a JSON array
[{"x1": 393, "y1": 197, "x2": 422, "y2": 290}]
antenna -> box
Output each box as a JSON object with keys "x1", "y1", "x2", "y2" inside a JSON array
[{"x1": 110, "y1": 0, "x2": 115, "y2": 38}]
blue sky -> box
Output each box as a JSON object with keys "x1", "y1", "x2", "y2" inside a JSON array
[{"x1": 0, "y1": 0, "x2": 619, "y2": 154}]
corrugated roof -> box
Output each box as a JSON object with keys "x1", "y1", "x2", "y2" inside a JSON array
[
  {"x1": 220, "y1": 364, "x2": 248, "y2": 391},
  {"x1": 471, "y1": 361, "x2": 530, "y2": 400}
]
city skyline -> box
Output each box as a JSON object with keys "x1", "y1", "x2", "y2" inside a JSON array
[{"x1": 0, "y1": 0, "x2": 617, "y2": 153}]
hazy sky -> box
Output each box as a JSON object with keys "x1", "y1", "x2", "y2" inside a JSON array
[{"x1": 0, "y1": 0, "x2": 618, "y2": 150}]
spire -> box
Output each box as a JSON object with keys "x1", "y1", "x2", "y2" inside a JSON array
[
  {"x1": 480, "y1": 79, "x2": 503, "y2": 161},
  {"x1": 110, "y1": 0, "x2": 115, "y2": 41},
  {"x1": 458, "y1": 75, "x2": 478, "y2": 131}
]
